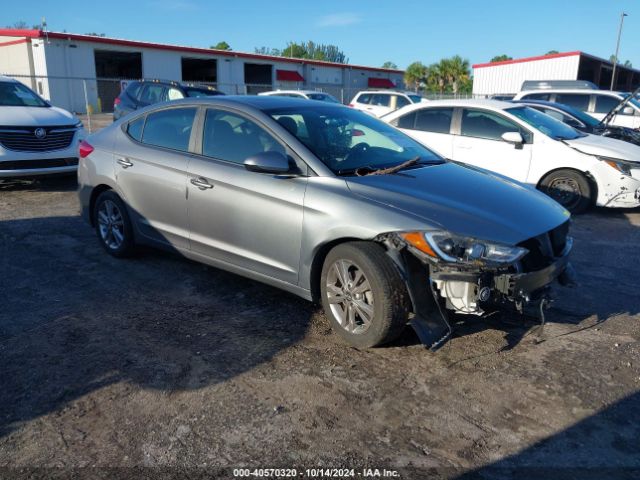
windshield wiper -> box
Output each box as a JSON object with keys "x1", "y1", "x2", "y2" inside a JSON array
[{"x1": 363, "y1": 156, "x2": 422, "y2": 176}]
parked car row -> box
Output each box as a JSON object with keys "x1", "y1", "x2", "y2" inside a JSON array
[{"x1": 3, "y1": 71, "x2": 637, "y2": 353}]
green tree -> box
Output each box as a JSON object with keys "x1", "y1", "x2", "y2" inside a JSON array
[
  {"x1": 404, "y1": 61, "x2": 427, "y2": 92},
  {"x1": 490, "y1": 54, "x2": 512, "y2": 62},
  {"x1": 445, "y1": 55, "x2": 470, "y2": 94},
  {"x1": 6, "y1": 20, "x2": 40, "y2": 29},
  {"x1": 546, "y1": 50, "x2": 559, "y2": 55},
  {"x1": 381, "y1": 61, "x2": 398, "y2": 69},
  {"x1": 254, "y1": 46, "x2": 281, "y2": 56},
  {"x1": 85, "y1": 32, "x2": 106, "y2": 37},
  {"x1": 211, "y1": 41, "x2": 231, "y2": 51},
  {"x1": 624, "y1": 60, "x2": 633, "y2": 68}
]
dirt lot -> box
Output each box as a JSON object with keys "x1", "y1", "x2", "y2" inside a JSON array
[{"x1": 1, "y1": 176, "x2": 639, "y2": 479}]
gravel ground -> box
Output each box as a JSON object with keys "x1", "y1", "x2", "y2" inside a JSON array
[{"x1": 0, "y1": 176, "x2": 639, "y2": 479}]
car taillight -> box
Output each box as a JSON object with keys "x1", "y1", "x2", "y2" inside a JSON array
[
  {"x1": 114, "y1": 96, "x2": 121, "y2": 106},
  {"x1": 79, "y1": 140, "x2": 94, "y2": 158}
]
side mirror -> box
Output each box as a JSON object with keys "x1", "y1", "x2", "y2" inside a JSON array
[
  {"x1": 621, "y1": 106, "x2": 634, "y2": 116},
  {"x1": 501, "y1": 131, "x2": 524, "y2": 145},
  {"x1": 244, "y1": 151, "x2": 291, "y2": 174}
]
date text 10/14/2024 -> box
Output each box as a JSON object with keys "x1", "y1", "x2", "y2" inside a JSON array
[{"x1": 233, "y1": 468, "x2": 401, "y2": 478}]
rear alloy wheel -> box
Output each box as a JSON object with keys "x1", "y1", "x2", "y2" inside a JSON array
[
  {"x1": 94, "y1": 190, "x2": 135, "y2": 257},
  {"x1": 320, "y1": 242, "x2": 409, "y2": 348},
  {"x1": 539, "y1": 169, "x2": 592, "y2": 214}
]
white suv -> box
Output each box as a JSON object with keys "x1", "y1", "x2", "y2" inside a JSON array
[
  {"x1": 513, "y1": 89, "x2": 640, "y2": 129},
  {"x1": 349, "y1": 90, "x2": 424, "y2": 117},
  {"x1": 0, "y1": 76, "x2": 85, "y2": 179}
]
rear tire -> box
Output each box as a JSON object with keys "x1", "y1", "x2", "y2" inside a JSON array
[
  {"x1": 93, "y1": 190, "x2": 135, "y2": 258},
  {"x1": 539, "y1": 169, "x2": 592, "y2": 214},
  {"x1": 320, "y1": 242, "x2": 410, "y2": 348}
]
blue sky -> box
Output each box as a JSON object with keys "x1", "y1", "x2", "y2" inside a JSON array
[{"x1": 4, "y1": 0, "x2": 639, "y2": 69}]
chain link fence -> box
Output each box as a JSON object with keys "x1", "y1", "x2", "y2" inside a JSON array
[{"x1": 2, "y1": 73, "x2": 482, "y2": 133}]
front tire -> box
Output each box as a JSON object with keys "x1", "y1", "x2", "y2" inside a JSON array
[
  {"x1": 539, "y1": 169, "x2": 592, "y2": 214},
  {"x1": 93, "y1": 190, "x2": 135, "y2": 257},
  {"x1": 320, "y1": 242, "x2": 410, "y2": 348}
]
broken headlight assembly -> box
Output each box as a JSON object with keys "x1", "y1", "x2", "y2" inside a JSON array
[
  {"x1": 599, "y1": 156, "x2": 636, "y2": 176},
  {"x1": 401, "y1": 231, "x2": 528, "y2": 267}
]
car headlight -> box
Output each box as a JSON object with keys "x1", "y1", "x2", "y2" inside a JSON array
[
  {"x1": 599, "y1": 156, "x2": 635, "y2": 176},
  {"x1": 74, "y1": 120, "x2": 84, "y2": 129},
  {"x1": 401, "y1": 231, "x2": 528, "y2": 266}
]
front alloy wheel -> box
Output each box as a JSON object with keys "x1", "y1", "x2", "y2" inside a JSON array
[
  {"x1": 326, "y1": 259, "x2": 375, "y2": 335},
  {"x1": 320, "y1": 242, "x2": 410, "y2": 348}
]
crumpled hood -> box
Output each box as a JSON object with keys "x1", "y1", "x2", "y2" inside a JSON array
[
  {"x1": 346, "y1": 162, "x2": 570, "y2": 245},
  {"x1": 0, "y1": 106, "x2": 78, "y2": 127},
  {"x1": 564, "y1": 133, "x2": 640, "y2": 162}
]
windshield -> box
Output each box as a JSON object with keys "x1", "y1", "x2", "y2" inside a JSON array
[
  {"x1": 307, "y1": 93, "x2": 340, "y2": 104},
  {"x1": 620, "y1": 93, "x2": 640, "y2": 110},
  {"x1": 551, "y1": 103, "x2": 601, "y2": 128},
  {"x1": 505, "y1": 106, "x2": 585, "y2": 140},
  {"x1": 0, "y1": 81, "x2": 48, "y2": 107},
  {"x1": 184, "y1": 87, "x2": 221, "y2": 98},
  {"x1": 266, "y1": 105, "x2": 443, "y2": 174},
  {"x1": 408, "y1": 95, "x2": 423, "y2": 103}
]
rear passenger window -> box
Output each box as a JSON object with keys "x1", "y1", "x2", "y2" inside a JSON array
[
  {"x1": 356, "y1": 94, "x2": 372, "y2": 104},
  {"x1": 141, "y1": 107, "x2": 196, "y2": 152},
  {"x1": 415, "y1": 108, "x2": 453, "y2": 134},
  {"x1": 395, "y1": 96, "x2": 410, "y2": 108},
  {"x1": 202, "y1": 109, "x2": 285, "y2": 164},
  {"x1": 555, "y1": 94, "x2": 590, "y2": 111},
  {"x1": 461, "y1": 109, "x2": 528, "y2": 142},
  {"x1": 393, "y1": 111, "x2": 416, "y2": 129},
  {"x1": 139, "y1": 84, "x2": 166, "y2": 105},
  {"x1": 124, "y1": 81, "x2": 142, "y2": 100},
  {"x1": 370, "y1": 94, "x2": 391, "y2": 107},
  {"x1": 594, "y1": 95, "x2": 620, "y2": 114},
  {"x1": 126, "y1": 116, "x2": 145, "y2": 141},
  {"x1": 522, "y1": 93, "x2": 551, "y2": 101}
]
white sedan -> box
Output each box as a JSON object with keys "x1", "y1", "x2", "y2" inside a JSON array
[
  {"x1": 382, "y1": 99, "x2": 640, "y2": 213},
  {"x1": 258, "y1": 90, "x2": 341, "y2": 103},
  {"x1": 0, "y1": 76, "x2": 85, "y2": 179}
]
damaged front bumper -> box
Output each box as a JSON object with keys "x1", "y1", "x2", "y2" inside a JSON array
[
  {"x1": 600, "y1": 168, "x2": 640, "y2": 208},
  {"x1": 379, "y1": 232, "x2": 575, "y2": 351}
]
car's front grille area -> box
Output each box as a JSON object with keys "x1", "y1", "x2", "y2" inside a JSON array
[
  {"x1": 0, "y1": 126, "x2": 76, "y2": 152},
  {"x1": 0, "y1": 157, "x2": 78, "y2": 170},
  {"x1": 518, "y1": 220, "x2": 569, "y2": 272}
]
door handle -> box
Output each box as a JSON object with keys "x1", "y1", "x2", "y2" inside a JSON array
[
  {"x1": 117, "y1": 157, "x2": 134, "y2": 168},
  {"x1": 190, "y1": 177, "x2": 214, "y2": 190}
]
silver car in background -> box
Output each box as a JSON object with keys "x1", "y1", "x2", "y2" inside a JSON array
[{"x1": 78, "y1": 96, "x2": 574, "y2": 350}]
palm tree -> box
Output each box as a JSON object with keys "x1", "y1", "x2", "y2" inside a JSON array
[
  {"x1": 404, "y1": 62, "x2": 427, "y2": 92},
  {"x1": 447, "y1": 55, "x2": 470, "y2": 94}
]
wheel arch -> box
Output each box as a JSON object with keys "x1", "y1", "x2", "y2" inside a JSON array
[
  {"x1": 536, "y1": 167, "x2": 598, "y2": 204},
  {"x1": 309, "y1": 237, "x2": 364, "y2": 303},
  {"x1": 88, "y1": 184, "x2": 114, "y2": 226}
]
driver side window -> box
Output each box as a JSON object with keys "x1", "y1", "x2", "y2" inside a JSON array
[{"x1": 202, "y1": 109, "x2": 285, "y2": 164}]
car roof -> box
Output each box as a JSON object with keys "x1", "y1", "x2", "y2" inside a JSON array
[
  {"x1": 356, "y1": 90, "x2": 417, "y2": 96},
  {"x1": 260, "y1": 90, "x2": 329, "y2": 95},
  {"x1": 381, "y1": 98, "x2": 518, "y2": 120},
  {"x1": 146, "y1": 95, "x2": 343, "y2": 111},
  {"x1": 519, "y1": 89, "x2": 624, "y2": 96},
  {"x1": 512, "y1": 99, "x2": 564, "y2": 108}
]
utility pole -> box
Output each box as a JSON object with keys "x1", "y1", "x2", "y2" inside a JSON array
[{"x1": 610, "y1": 12, "x2": 628, "y2": 90}]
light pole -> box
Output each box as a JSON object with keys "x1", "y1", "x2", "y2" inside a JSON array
[{"x1": 610, "y1": 12, "x2": 628, "y2": 90}]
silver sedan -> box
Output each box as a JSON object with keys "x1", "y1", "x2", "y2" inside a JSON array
[{"x1": 78, "y1": 96, "x2": 574, "y2": 350}]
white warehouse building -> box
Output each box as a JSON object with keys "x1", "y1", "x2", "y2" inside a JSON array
[
  {"x1": 473, "y1": 51, "x2": 640, "y2": 97},
  {"x1": 0, "y1": 28, "x2": 404, "y2": 113}
]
